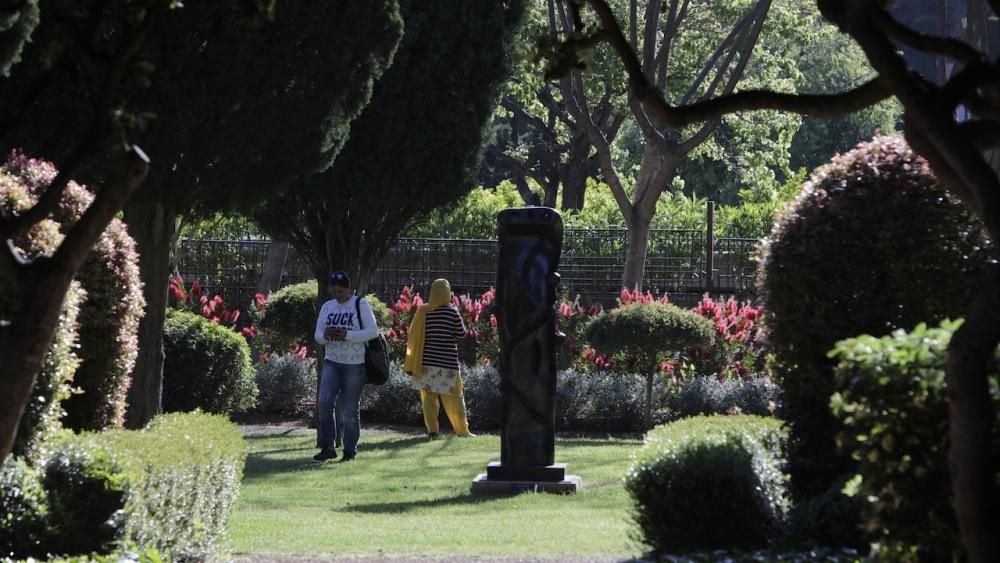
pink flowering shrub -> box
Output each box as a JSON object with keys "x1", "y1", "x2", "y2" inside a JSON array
[
  {"x1": 2, "y1": 150, "x2": 144, "y2": 438},
  {"x1": 686, "y1": 296, "x2": 765, "y2": 380}
]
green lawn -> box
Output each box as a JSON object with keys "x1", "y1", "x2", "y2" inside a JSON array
[{"x1": 229, "y1": 428, "x2": 645, "y2": 560}]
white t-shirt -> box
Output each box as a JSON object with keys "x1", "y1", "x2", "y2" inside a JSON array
[{"x1": 313, "y1": 296, "x2": 379, "y2": 364}]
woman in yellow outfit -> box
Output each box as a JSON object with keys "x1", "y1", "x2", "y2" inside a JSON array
[{"x1": 403, "y1": 279, "x2": 475, "y2": 438}]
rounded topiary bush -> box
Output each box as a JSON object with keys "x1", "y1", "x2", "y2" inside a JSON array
[
  {"x1": 0, "y1": 153, "x2": 85, "y2": 462},
  {"x1": 586, "y1": 302, "x2": 716, "y2": 427},
  {"x1": 254, "y1": 353, "x2": 316, "y2": 416},
  {"x1": 163, "y1": 308, "x2": 257, "y2": 415},
  {"x1": 625, "y1": 415, "x2": 788, "y2": 554},
  {"x1": 256, "y1": 280, "x2": 319, "y2": 350},
  {"x1": 759, "y1": 135, "x2": 994, "y2": 498}
]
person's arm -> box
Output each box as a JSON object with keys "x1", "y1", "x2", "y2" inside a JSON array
[
  {"x1": 452, "y1": 306, "x2": 467, "y2": 339},
  {"x1": 314, "y1": 302, "x2": 330, "y2": 345},
  {"x1": 345, "y1": 298, "x2": 379, "y2": 341}
]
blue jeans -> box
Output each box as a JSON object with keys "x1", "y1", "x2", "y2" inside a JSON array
[{"x1": 318, "y1": 360, "x2": 365, "y2": 453}]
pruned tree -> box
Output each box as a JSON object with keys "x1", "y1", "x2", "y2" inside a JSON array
[
  {"x1": 257, "y1": 0, "x2": 526, "y2": 295},
  {"x1": 558, "y1": 0, "x2": 999, "y2": 559}
]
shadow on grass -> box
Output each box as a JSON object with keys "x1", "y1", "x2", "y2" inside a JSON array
[{"x1": 340, "y1": 491, "x2": 505, "y2": 513}]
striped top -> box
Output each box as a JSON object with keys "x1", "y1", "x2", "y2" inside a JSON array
[{"x1": 422, "y1": 304, "x2": 467, "y2": 370}]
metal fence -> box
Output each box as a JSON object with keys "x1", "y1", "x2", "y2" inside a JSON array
[{"x1": 176, "y1": 229, "x2": 761, "y2": 310}]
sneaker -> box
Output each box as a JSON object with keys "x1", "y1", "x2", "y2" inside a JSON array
[
  {"x1": 341, "y1": 451, "x2": 356, "y2": 462},
  {"x1": 313, "y1": 448, "x2": 338, "y2": 461},
  {"x1": 427, "y1": 432, "x2": 440, "y2": 440},
  {"x1": 457, "y1": 432, "x2": 477, "y2": 438}
]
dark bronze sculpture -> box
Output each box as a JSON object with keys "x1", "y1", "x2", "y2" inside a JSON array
[{"x1": 471, "y1": 207, "x2": 579, "y2": 491}]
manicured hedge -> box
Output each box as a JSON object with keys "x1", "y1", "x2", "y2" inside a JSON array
[
  {"x1": 0, "y1": 412, "x2": 245, "y2": 561},
  {"x1": 625, "y1": 415, "x2": 788, "y2": 554},
  {"x1": 163, "y1": 308, "x2": 257, "y2": 415}
]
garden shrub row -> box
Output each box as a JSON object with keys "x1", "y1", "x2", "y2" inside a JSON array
[
  {"x1": 625, "y1": 415, "x2": 788, "y2": 554},
  {"x1": 0, "y1": 412, "x2": 246, "y2": 561},
  {"x1": 356, "y1": 364, "x2": 779, "y2": 432}
]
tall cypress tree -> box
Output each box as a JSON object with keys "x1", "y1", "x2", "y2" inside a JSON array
[{"x1": 258, "y1": 0, "x2": 526, "y2": 293}]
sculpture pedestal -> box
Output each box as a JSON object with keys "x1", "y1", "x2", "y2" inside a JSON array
[{"x1": 470, "y1": 462, "x2": 582, "y2": 494}]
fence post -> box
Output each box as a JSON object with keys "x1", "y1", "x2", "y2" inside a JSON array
[{"x1": 705, "y1": 200, "x2": 715, "y2": 292}]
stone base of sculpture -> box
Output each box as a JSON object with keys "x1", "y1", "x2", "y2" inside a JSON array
[{"x1": 470, "y1": 462, "x2": 581, "y2": 494}]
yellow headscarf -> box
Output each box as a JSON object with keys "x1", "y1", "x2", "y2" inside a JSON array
[{"x1": 404, "y1": 279, "x2": 453, "y2": 377}]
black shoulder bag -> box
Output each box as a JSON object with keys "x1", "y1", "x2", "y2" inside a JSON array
[{"x1": 355, "y1": 297, "x2": 390, "y2": 385}]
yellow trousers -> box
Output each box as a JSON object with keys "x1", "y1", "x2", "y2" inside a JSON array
[{"x1": 420, "y1": 374, "x2": 470, "y2": 435}]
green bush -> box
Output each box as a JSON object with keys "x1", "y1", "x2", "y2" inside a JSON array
[
  {"x1": 758, "y1": 135, "x2": 993, "y2": 499},
  {"x1": 0, "y1": 455, "x2": 49, "y2": 559},
  {"x1": 163, "y1": 308, "x2": 257, "y2": 415},
  {"x1": 42, "y1": 441, "x2": 129, "y2": 558},
  {"x1": 555, "y1": 369, "x2": 653, "y2": 432},
  {"x1": 78, "y1": 412, "x2": 247, "y2": 561},
  {"x1": 625, "y1": 415, "x2": 788, "y2": 554},
  {"x1": 254, "y1": 353, "x2": 316, "y2": 416},
  {"x1": 664, "y1": 376, "x2": 780, "y2": 420},
  {"x1": 829, "y1": 320, "x2": 1000, "y2": 560},
  {"x1": 361, "y1": 364, "x2": 424, "y2": 426},
  {"x1": 256, "y1": 280, "x2": 389, "y2": 355},
  {"x1": 256, "y1": 280, "x2": 320, "y2": 352}
]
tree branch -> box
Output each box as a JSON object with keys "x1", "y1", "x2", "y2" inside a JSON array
[{"x1": 872, "y1": 8, "x2": 982, "y2": 65}]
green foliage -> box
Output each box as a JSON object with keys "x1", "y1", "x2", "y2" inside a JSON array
[
  {"x1": 178, "y1": 212, "x2": 261, "y2": 240},
  {"x1": 255, "y1": 280, "x2": 320, "y2": 353},
  {"x1": 404, "y1": 180, "x2": 526, "y2": 238},
  {"x1": 758, "y1": 135, "x2": 994, "y2": 499},
  {"x1": 664, "y1": 376, "x2": 779, "y2": 420},
  {"x1": 625, "y1": 415, "x2": 788, "y2": 554},
  {"x1": 0, "y1": 455, "x2": 48, "y2": 559},
  {"x1": 254, "y1": 354, "x2": 317, "y2": 417},
  {"x1": 789, "y1": 23, "x2": 902, "y2": 172},
  {"x1": 0, "y1": 0, "x2": 39, "y2": 76},
  {"x1": 554, "y1": 369, "x2": 652, "y2": 432},
  {"x1": 829, "y1": 320, "x2": 1000, "y2": 561},
  {"x1": 41, "y1": 442, "x2": 129, "y2": 558},
  {"x1": 77, "y1": 412, "x2": 247, "y2": 561},
  {"x1": 162, "y1": 309, "x2": 257, "y2": 415},
  {"x1": 259, "y1": 0, "x2": 524, "y2": 286},
  {"x1": 585, "y1": 302, "x2": 716, "y2": 374},
  {"x1": 404, "y1": 178, "x2": 784, "y2": 241}
]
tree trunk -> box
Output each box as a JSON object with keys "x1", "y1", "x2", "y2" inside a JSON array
[
  {"x1": 0, "y1": 262, "x2": 75, "y2": 463},
  {"x1": 124, "y1": 196, "x2": 177, "y2": 429},
  {"x1": 256, "y1": 239, "x2": 289, "y2": 295},
  {"x1": 946, "y1": 272, "x2": 1000, "y2": 563},
  {"x1": 561, "y1": 163, "x2": 589, "y2": 212},
  {"x1": 622, "y1": 209, "x2": 652, "y2": 291}
]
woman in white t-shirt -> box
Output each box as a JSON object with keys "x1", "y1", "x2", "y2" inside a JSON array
[{"x1": 312, "y1": 271, "x2": 378, "y2": 462}]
